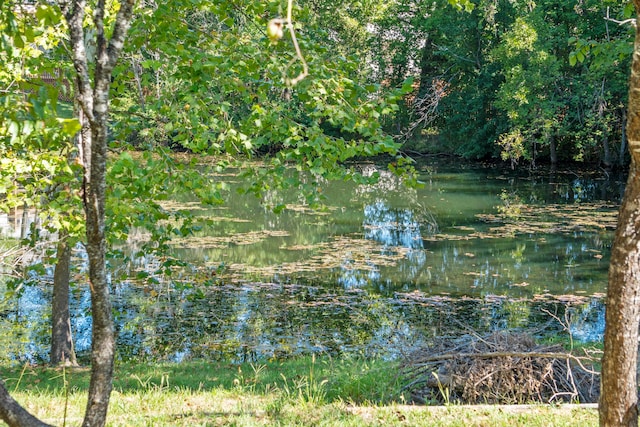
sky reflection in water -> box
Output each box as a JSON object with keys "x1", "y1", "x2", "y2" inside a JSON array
[{"x1": 0, "y1": 162, "x2": 623, "y2": 363}]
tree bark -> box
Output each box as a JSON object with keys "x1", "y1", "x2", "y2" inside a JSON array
[
  {"x1": 0, "y1": 381, "x2": 53, "y2": 427},
  {"x1": 50, "y1": 235, "x2": 78, "y2": 366},
  {"x1": 61, "y1": 1, "x2": 135, "y2": 426},
  {"x1": 600, "y1": 168, "x2": 640, "y2": 427},
  {"x1": 599, "y1": 5, "x2": 640, "y2": 426}
]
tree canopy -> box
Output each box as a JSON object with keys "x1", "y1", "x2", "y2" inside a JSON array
[{"x1": 363, "y1": 0, "x2": 632, "y2": 166}]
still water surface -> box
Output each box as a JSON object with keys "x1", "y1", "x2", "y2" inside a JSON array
[
  {"x1": 0, "y1": 161, "x2": 624, "y2": 363},
  {"x1": 174, "y1": 163, "x2": 619, "y2": 297}
]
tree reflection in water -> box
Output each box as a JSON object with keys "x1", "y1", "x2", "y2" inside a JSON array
[
  {"x1": 337, "y1": 201, "x2": 427, "y2": 289},
  {"x1": 0, "y1": 163, "x2": 620, "y2": 363},
  {"x1": 0, "y1": 278, "x2": 606, "y2": 364}
]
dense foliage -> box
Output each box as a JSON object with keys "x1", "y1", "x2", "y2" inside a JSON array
[
  {"x1": 102, "y1": 0, "x2": 634, "y2": 167},
  {"x1": 2, "y1": 0, "x2": 631, "y2": 172},
  {"x1": 109, "y1": 0, "x2": 414, "y2": 184},
  {"x1": 364, "y1": 0, "x2": 633, "y2": 166}
]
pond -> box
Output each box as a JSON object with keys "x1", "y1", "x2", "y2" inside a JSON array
[{"x1": 0, "y1": 160, "x2": 624, "y2": 364}]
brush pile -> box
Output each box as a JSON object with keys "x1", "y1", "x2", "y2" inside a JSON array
[{"x1": 401, "y1": 331, "x2": 599, "y2": 404}]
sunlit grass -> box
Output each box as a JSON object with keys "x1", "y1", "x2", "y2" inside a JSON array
[
  {"x1": 1, "y1": 357, "x2": 598, "y2": 426},
  {"x1": 2, "y1": 356, "x2": 403, "y2": 403}
]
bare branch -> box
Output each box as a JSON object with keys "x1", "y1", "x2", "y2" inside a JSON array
[
  {"x1": 410, "y1": 350, "x2": 597, "y2": 368},
  {"x1": 605, "y1": 6, "x2": 636, "y2": 27},
  {"x1": 400, "y1": 79, "x2": 449, "y2": 140}
]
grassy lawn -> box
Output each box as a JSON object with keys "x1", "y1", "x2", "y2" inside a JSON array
[{"x1": 0, "y1": 357, "x2": 598, "y2": 426}]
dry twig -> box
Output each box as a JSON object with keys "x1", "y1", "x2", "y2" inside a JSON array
[{"x1": 401, "y1": 331, "x2": 600, "y2": 405}]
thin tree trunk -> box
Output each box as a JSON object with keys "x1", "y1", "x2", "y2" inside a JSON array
[
  {"x1": 549, "y1": 134, "x2": 557, "y2": 166},
  {"x1": 81, "y1": 102, "x2": 114, "y2": 427},
  {"x1": 20, "y1": 202, "x2": 28, "y2": 240},
  {"x1": 62, "y1": 1, "x2": 135, "y2": 425},
  {"x1": 130, "y1": 56, "x2": 146, "y2": 111},
  {"x1": 63, "y1": 1, "x2": 114, "y2": 424},
  {"x1": 599, "y1": 5, "x2": 640, "y2": 426},
  {"x1": 50, "y1": 234, "x2": 78, "y2": 366}
]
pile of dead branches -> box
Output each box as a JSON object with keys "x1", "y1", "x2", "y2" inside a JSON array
[{"x1": 401, "y1": 331, "x2": 600, "y2": 405}]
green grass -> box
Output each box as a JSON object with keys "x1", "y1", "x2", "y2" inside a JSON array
[{"x1": 0, "y1": 356, "x2": 598, "y2": 426}]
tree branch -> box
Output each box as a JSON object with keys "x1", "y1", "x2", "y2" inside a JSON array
[
  {"x1": 606, "y1": 6, "x2": 637, "y2": 27},
  {"x1": 107, "y1": 0, "x2": 136, "y2": 74},
  {"x1": 0, "y1": 380, "x2": 53, "y2": 427},
  {"x1": 59, "y1": 0, "x2": 95, "y2": 125}
]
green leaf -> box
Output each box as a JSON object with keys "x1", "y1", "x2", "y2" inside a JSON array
[
  {"x1": 273, "y1": 204, "x2": 286, "y2": 214},
  {"x1": 13, "y1": 34, "x2": 25, "y2": 49},
  {"x1": 401, "y1": 77, "x2": 415, "y2": 93},
  {"x1": 58, "y1": 118, "x2": 82, "y2": 136},
  {"x1": 35, "y1": 5, "x2": 60, "y2": 25}
]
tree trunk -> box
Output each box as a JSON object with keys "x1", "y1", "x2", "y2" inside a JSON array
[
  {"x1": 599, "y1": 6, "x2": 640, "y2": 426},
  {"x1": 130, "y1": 56, "x2": 146, "y2": 112},
  {"x1": 0, "y1": 381, "x2": 53, "y2": 427},
  {"x1": 602, "y1": 133, "x2": 612, "y2": 169},
  {"x1": 81, "y1": 101, "x2": 114, "y2": 427},
  {"x1": 63, "y1": 1, "x2": 135, "y2": 426},
  {"x1": 0, "y1": 1, "x2": 133, "y2": 425},
  {"x1": 600, "y1": 167, "x2": 640, "y2": 427},
  {"x1": 20, "y1": 202, "x2": 28, "y2": 240},
  {"x1": 549, "y1": 133, "x2": 557, "y2": 167},
  {"x1": 50, "y1": 234, "x2": 78, "y2": 366}
]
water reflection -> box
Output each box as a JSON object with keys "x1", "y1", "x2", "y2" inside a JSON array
[
  {"x1": 569, "y1": 298, "x2": 606, "y2": 342},
  {"x1": 0, "y1": 162, "x2": 623, "y2": 363},
  {"x1": 0, "y1": 278, "x2": 607, "y2": 364},
  {"x1": 336, "y1": 201, "x2": 427, "y2": 289}
]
